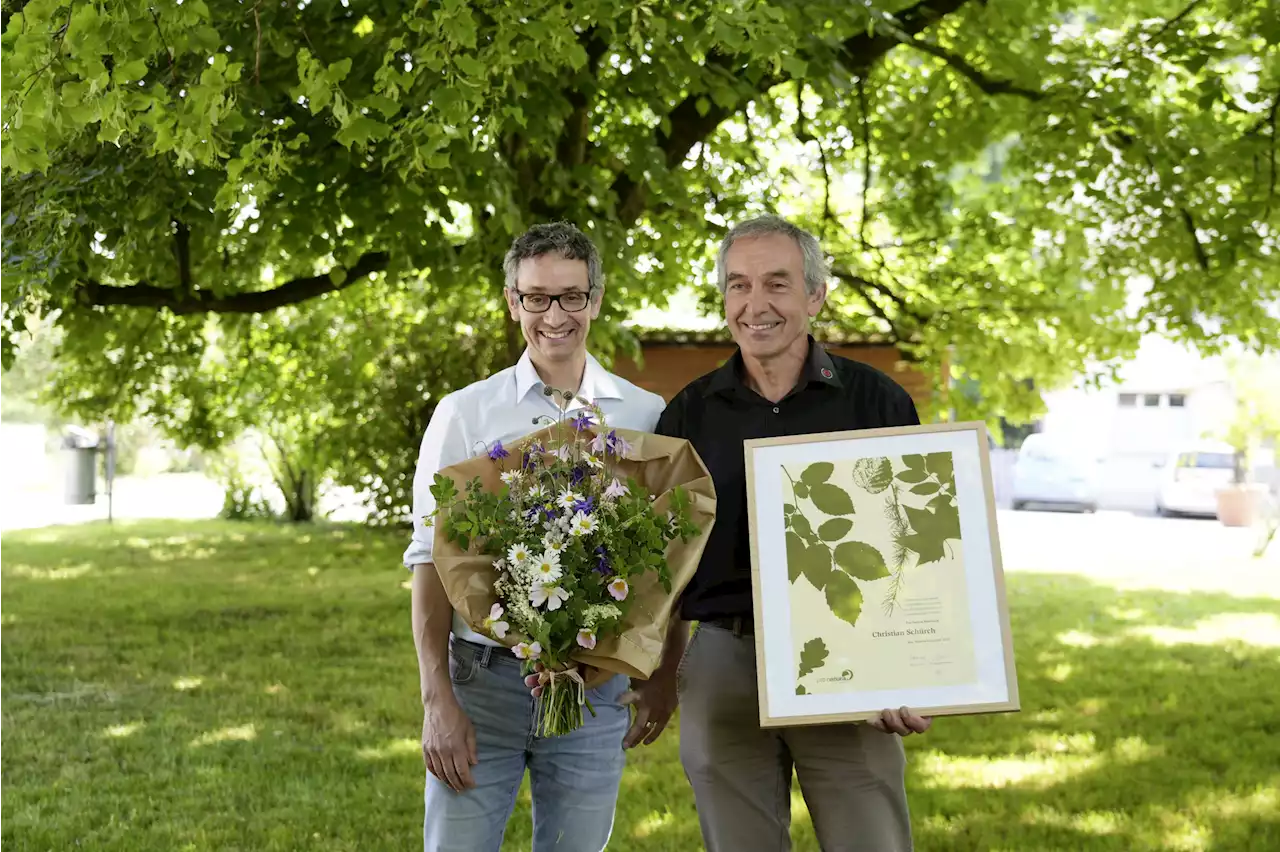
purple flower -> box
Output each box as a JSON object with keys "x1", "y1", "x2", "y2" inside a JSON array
[
  {"x1": 570, "y1": 412, "x2": 593, "y2": 432},
  {"x1": 570, "y1": 464, "x2": 587, "y2": 485},
  {"x1": 594, "y1": 545, "x2": 611, "y2": 575},
  {"x1": 572, "y1": 496, "x2": 596, "y2": 515},
  {"x1": 488, "y1": 441, "x2": 509, "y2": 461},
  {"x1": 606, "y1": 430, "x2": 633, "y2": 459}
]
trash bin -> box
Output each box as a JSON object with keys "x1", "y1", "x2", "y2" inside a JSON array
[{"x1": 61, "y1": 428, "x2": 99, "y2": 505}]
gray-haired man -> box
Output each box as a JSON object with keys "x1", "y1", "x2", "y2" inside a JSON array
[
  {"x1": 405, "y1": 222, "x2": 667, "y2": 851},
  {"x1": 655, "y1": 214, "x2": 933, "y2": 851}
]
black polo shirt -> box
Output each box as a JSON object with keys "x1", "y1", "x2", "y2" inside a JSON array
[{"x1": 656, "y1": 337, "x2": 921, "y2": 623}]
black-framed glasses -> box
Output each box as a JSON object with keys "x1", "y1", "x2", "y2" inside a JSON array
[{"x1": 515, "y1": 290, "x2": 593, "y2": 313}]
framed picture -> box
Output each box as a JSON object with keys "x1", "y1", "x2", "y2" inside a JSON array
[{"x1": 745, "y1": 421, "x2": 1019, "y2": 728}]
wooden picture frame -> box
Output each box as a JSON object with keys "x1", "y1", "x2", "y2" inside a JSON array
[{"x1": 745, "y1": 421, "x2": 1019, "y2": 728}]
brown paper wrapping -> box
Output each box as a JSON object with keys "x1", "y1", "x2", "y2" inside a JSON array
[{"x1": 431, "y1": 423, "x2": 717, "y2": 682}]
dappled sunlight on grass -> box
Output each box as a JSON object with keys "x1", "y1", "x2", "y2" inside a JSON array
[
  {"x1": 1019, "y1": 805, "x2": 1125, "y2": 836},
  {"x1": 630, "y1": 809, "x2": 675, "y2": 839},
  {"x1": 1127, "y1": 612, "x2": 1280, "y2": 648},
  {"x1": 355, "y1": 737, "x2": 419, "y2": 761},
  {"x1": 4, "y1": 520, "x2": 1278, "y2": 851},
  {"x1": 101, "y1": 721, "x2": 145, "y2": 739},
  {"x1": 4, "y1": 562, "x2": 94, "y2": 580},
  {"x1": 189, "y1": 723, "x2": 257, "y2": 748}
]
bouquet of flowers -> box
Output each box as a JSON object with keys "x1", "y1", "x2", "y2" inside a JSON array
[{"x1": 427, "y1": 386, "x2": 715, "y2": 737}]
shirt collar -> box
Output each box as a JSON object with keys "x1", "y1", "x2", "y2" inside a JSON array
[
  {"x1": 514, "y1": 350, "x2": 622, "y2": 404},
  {"x1": 706, "y1": 335, "x2": 842, "y2": 397}
]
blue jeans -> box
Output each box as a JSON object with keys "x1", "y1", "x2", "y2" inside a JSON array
[{"x1": 423, "y1": 638, "x2": 629, "y2": 851}]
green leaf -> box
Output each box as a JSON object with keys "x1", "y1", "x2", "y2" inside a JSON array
[
  {"x1": 695, "y1": 96, "x2": 710, "y2": 117},
  {"x1": 824, "y1": 569, "x2": 864, "y2": 627},
  {"x1": 789, "y1": 538, "x2": 832, "y2": 590},
  {"x1": 903, "y1": 454, "x2": 925, "y2": 471},
  {"x1": 786, "y1": 531, "x2": 805, "y2": 582},
  {"x1": 925, "y1": 452, "x2": 954, "y2": 485},
  {"x1": 809, "y1": 483, "x2": 855, "y2": 516},
  {"x1": 851, "y1": 457, "x2": 893, "y2": 494},
  {"x1": 911, "y1": 482, "x2": 941, "y2": 495},
  {"x1": 801, "y1": 462, "x2": 834, "y2": 485},
  {"x1": 783, "y1": 503, "x2": 796, "y2": 516},
  {"x1": 335, "y1": 116, "x2": 392, "y2": 148},
  {"x1": 790, "y1": 513, "x2": 813, "y2": 540},
  {"x1": 895, "y1": 468, "x2": 929, "y2": 485},
  {"x1": 796, "y1": 684, "x2": 807, "y2": 695},
  {"x1": 901, "y1": 504, "x2": 961, "y2": 566},
  {"x1": 798, "y1": 638, "x2": 828, "y2": 678},
  {"x1": 834, "y1": 541, "x2": 890, "y2": 581},
  {"x1": 794, "y1": 482, "x2": 809, "y2": 499},
  {"x1": 818, "y1": 518, "x2": 853, "y2": 541}
]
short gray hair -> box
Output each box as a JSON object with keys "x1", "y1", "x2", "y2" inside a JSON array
[
  {"x1": 503, "y1": 221, "x2": 604, "y2": 292},
  {"x1": 716, "y1": 214, "x2": 828, "y2": 296}
]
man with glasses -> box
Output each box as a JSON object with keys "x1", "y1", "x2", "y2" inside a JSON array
[{"x1": 404, "y1": 221, "x2": 670, "y2": 851}]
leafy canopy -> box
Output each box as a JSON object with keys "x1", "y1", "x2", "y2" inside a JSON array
[{"x1": 2, "y1": 0, "x2": 1277, "y2": 508}]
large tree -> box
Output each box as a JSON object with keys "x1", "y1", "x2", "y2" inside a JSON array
[{"x1": 3, "y1": 0, "x2": 1277, "y2": 484}]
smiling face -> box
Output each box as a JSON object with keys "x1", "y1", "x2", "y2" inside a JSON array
[
  {"x1": 504, "y1": 254, "x2": 600, "y2": 365},
  {"x1": 722, "y1": 232, "x2": 826, "y2": 361}
]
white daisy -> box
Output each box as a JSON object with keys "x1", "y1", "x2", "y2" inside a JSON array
[
  {"x1": 585, "y1": 454, "x2": 605, "y2": 470},
  {"x1": 507, "y1": 543, "x2": 532, "y2": 566},
  {"x1": 527, "y1": 484, "x2": 547, "y2": 502},
  {"x1": 500, "y1": 470, "x2": 521, "y2": 486},
  {"x1": 556, "y1": 490, "x2": 584, "y2": 511},
  {"x1": 569, "y1": 511, "x2": 598, "y2": 538},
  {"x1": 530, "y1": 552, "x2": 563, "y2": 584}
]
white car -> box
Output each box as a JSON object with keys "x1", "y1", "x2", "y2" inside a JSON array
[
  {"x1": 1011, "y1": 434, "x2": 1101, "y2": 513},
  {"x1": 1155, "y1": 441, "x2": 1237, "y2": 518}
]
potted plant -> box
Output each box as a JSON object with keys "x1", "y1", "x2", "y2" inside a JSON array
[{"x1": 1214, "y1": 356, "x2": 1280, "y2": 528}]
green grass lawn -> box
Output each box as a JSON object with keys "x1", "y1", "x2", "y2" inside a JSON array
[{"x1": 3, "y1": 520, "x2": 1278, "y2": 851}]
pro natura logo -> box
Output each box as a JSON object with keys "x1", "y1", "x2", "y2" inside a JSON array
[{"x1": 818, "y1": 670, "x2": 854, "y2": 683}]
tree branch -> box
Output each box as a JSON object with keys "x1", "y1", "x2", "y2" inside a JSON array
[
  {"x1": 82, "y1": 251, "x2": 390, "y2": 315},
  {"x1": 829, "y1": 264, "x2": 930, "y2": 327},
  {"x1": 610, "y1": 0, "x2": 975, "y2": 223},
  {"x1": 557, "y1": 27, "x2": 611, "y2": 168},
  {"x1": 173, "y1": 220, "x2": 191, "y2": 290},
  {"x1": 857, "y1": 77, "x2": 872, "y2": 248},
  {"x1": 890, "y1": 31, "x2": 1045, "y2": 100}
]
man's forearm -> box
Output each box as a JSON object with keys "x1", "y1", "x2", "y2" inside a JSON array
[
  {"x1": 654, "y1": 617, "x2": 689, "y2": 678},
  {"x1": 411, "y1": 561, "x2": 454, "y2": 705}
]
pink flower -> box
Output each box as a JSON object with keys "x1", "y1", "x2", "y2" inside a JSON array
[
  {"x1": 576, "y1": 629, "x2": 597, "y2": 650},
  {"x1": 513, "y1": 641, "x2": 542, "y2": 660},
  {"x1": 607, "y1": 577, "x2": 629, "y2": 602}
]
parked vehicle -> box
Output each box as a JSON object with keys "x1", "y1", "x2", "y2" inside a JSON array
[
  {"x1": 1155, "y1": 441, "x2": 1238, "y2": 518},
  {"x1": 1011, "y1": 434, "x2": 1100, "y2": 513}
]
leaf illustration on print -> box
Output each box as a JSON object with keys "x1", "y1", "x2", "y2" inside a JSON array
[
  {"x1": 800, "y1": 462, "x2": 834, "y2": 485},
  {"x1": 786, "y1": 531, "x2": 806, "y2": 583},
  {"x1": 798, "y1": 638, "x2": 829, "y2": 679},
  {"x1": 796, "y1": 539, "x2": 833, "y2": 590},
  {"x1": 809, "y1": 483, "x2": 855, "y2": 516},
  {"x1": 900, "y1": 502, "x2": 961, "y2": 566},
  {"x1": 851, "y1": 457, "x2": 893, "y2": 494},
  {"x1": 834, "y1": 541, "x2": 890, "y2": 581},
  {"x1": 818, "y1": 518, "x2": 853, "y2": 541},
  {"x1": 825, "y1": 569, "x2": 864, "y2": 627}
]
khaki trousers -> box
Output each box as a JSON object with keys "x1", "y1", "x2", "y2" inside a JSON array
[{"x1": 678, "y1": 623, "x2": 913, "y2": 852}]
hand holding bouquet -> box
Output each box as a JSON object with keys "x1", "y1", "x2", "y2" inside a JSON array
[{"x1": 428, "y1": 387, "x2": 715, "y2": 736}]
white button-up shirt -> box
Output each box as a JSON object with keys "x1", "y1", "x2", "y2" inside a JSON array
[{"x1": 404, "y1": 349, "x2": 666, "y2": 646}]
